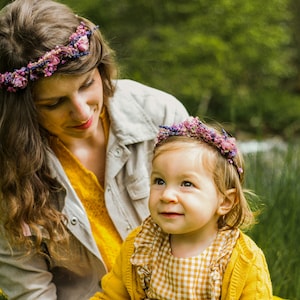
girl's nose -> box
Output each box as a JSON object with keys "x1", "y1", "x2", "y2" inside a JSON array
[
  {"x1": 161, "y1": 187, "x2": 178, "y2": 203},
  {"x1": 69, "y1": 95, "x2": 90, "y2": 120}
]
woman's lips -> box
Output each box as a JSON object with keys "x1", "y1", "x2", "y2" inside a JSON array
[{"x1": 73, "y1": 116, "x2": 93, "y2": 129}]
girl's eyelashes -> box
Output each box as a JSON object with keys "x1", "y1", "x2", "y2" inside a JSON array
[
  {"x1": 151, "y1": 177, "x2": 195, "y2": 187},
  {"x1": 153, "y1": 177, "x2": 165, "y2": 185},
  {"x1": 181, "y1": 181, "x2": 194, "y2": 187}
]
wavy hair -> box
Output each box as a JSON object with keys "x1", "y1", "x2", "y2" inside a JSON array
[{"x1": 0, "y1": 0, "x2": 117, "y2": 257}]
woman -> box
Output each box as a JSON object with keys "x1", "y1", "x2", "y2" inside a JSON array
[{"x1": 0, "y1": 0, "x2": 188, "y2": 299}]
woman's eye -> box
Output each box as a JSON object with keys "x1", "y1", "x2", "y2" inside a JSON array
[
  {"x1": 40, "y1": 99, "x2": 62, "y2": 109},
  {"x1": 182, "y1": 181, "x2": 193, "y2": 187},
  {"x1": 81, "y1": 79, "x2": 94, "y2": 89}
]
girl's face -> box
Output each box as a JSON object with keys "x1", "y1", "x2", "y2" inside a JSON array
[
  {"x1": 33, "y1": 68, "x2": 103, "y2": 145},
  {"x1": 149, "y1": 145, "x2": 226, "y2": 242}
]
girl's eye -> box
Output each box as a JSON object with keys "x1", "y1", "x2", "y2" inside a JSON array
[
  {"x1": 182, "y1": 181, "x2": 194, "y2": 187},
  {"x1": 153, "y1": 178, "x2": 165, "y2": 185}
]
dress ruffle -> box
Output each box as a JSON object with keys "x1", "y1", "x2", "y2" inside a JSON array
[
  {"x1": 131, "y1": 216, "x2": 239, "y2": 299},
  {"x1": 209, "y1": 228, "x2": 240, "y2": 299},
  {"x1": 131, "y1": 216, "x2": 166, "y2": 291}
]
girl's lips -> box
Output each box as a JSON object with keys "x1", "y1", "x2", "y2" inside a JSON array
[
  {"x1": 160, "y1": 212, "x2": 184, "y2": 218},
  {"x1": 73, "y1": 116, "x2": 93, "y2": 129}
]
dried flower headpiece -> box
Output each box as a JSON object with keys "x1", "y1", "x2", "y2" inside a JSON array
[
  {"x1": 0, "y1": 22, "x2": 97, "y2": 92},
  {"x1": 155, "y1": 116, "x2": 243, "y2": 176}
]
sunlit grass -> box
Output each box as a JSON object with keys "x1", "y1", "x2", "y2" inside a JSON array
[{"x1": 244, "y1": 142, "x2": 300, "y2": 300}]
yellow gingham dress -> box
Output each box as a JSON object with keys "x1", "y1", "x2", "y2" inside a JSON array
[{"x1": 131, "y1": 216, "x2": 239, "y2": 300}]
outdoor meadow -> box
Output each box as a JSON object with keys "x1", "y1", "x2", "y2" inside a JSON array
[{"x1": 243, "y1": 142, "x2": 300, "y2": 299}]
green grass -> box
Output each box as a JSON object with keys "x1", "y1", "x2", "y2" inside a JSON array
[{"x1": 244, "y1": 142, "x2": 300, "y2": 300}]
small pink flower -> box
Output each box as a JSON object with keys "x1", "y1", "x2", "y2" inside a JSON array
[
  {"x1": 75, "y1": 36, "x2": 89, "y2": 52},
  {"x1": 12, "y1": 75, "x2": 27, "y2": 88},
  {"x1": 48, "y1": 55, "x2": 61, "y2": 68}
]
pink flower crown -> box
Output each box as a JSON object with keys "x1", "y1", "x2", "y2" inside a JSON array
[
  {"x1": 0, "y1": 22, "x2": 97, "y2": 92},
  {"x1": 155, "y1": 117, "x2": 243, "y2": 176}
]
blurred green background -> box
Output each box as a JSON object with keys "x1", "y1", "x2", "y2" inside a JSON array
[
  {"x1": 59, "y1": 0, "x2": 300, "y2": 141},
  {"x1": 1, "y1": 0, "x2": 299, "y2": 299}
]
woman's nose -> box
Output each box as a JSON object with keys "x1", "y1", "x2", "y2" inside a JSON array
[{"x1": 69, "y1": 95, "x2": 90, "y2": 120}]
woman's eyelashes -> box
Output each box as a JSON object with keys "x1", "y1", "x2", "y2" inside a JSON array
[
  {"x1": 37, "y1": 79, "x2": 95, "y2": 110},
  {"x1": 80, "y1": 78, "x2": 95, "y2": 89}
]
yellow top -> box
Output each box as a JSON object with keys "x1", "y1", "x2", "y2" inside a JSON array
[
  {"x1": 50, "y1": 107, "x2": 122, "y2": 271},
  {"x1": 90, "y1": 228, "x2": 275, "y2": 300}
]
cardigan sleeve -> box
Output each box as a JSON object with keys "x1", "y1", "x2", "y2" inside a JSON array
[
  {"x1": 239, "y1": 247, "x2": 273, "y2": 299},
  {"x1": 221, "y1": 232, "x2": 273, "y2": 300},
  {"x1": 90, "y1": 227, "x2": 145, "y2": 300}
]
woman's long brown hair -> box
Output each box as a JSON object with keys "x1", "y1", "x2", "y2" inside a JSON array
[{"x1": 0, "y1": 0, "x2": 116, "y2": 258}]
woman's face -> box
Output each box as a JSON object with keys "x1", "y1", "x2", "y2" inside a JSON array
[{"x1": 33, "y1": 68, "x2": 104, "y2": 145}]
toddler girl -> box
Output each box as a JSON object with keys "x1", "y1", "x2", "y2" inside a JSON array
[{"x1": 92, "y1": 116, "x2": 273, "y2": 299}]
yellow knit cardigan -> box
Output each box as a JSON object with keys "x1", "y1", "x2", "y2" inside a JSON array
[{"x1": 91, "y1": 227, "x2": 278, "y2": 300}]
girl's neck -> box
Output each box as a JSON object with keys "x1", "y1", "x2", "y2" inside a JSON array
[{"x1": 170, "y1": 230, "x2": 218, "y2": 258}]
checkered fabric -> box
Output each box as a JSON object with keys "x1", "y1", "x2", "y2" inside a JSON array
[{"x1": 131, "y1": 216, "x2": 239, "y2": 300}]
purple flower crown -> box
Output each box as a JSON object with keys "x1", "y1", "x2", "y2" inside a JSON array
[
  {"x1": 155, "y1": 117, "x2": 243, "y2": 176},
  {"x1": 0, "y1": 22, "x2": 97, "y2": 92}
]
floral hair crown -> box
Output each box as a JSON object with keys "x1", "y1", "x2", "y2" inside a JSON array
[
  {"x1": 0, "y1": 22, "x2": 97, "y2": 92},
  {"x1": 155, "y1": 116, "x2": 243, "y2": 176}
]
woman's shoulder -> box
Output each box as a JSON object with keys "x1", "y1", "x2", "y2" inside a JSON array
[
  {"x1": 111, "y1": 79, "x2": 188, "y2": 125},
  {"x1": 113, "y1": 79, "x2": 186, "y2": 109},
  {"x1": 114, "y1": 79, "x2": 177, "y2": 99}
]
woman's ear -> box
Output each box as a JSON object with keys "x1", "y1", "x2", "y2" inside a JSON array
[{"x1": 217, "y1": 188, "x2": 236, "y2": 216}]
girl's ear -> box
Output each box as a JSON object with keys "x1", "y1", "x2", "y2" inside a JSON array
[{"x1": 217, "y1": 188, "x2": 236, "y2": 216}]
